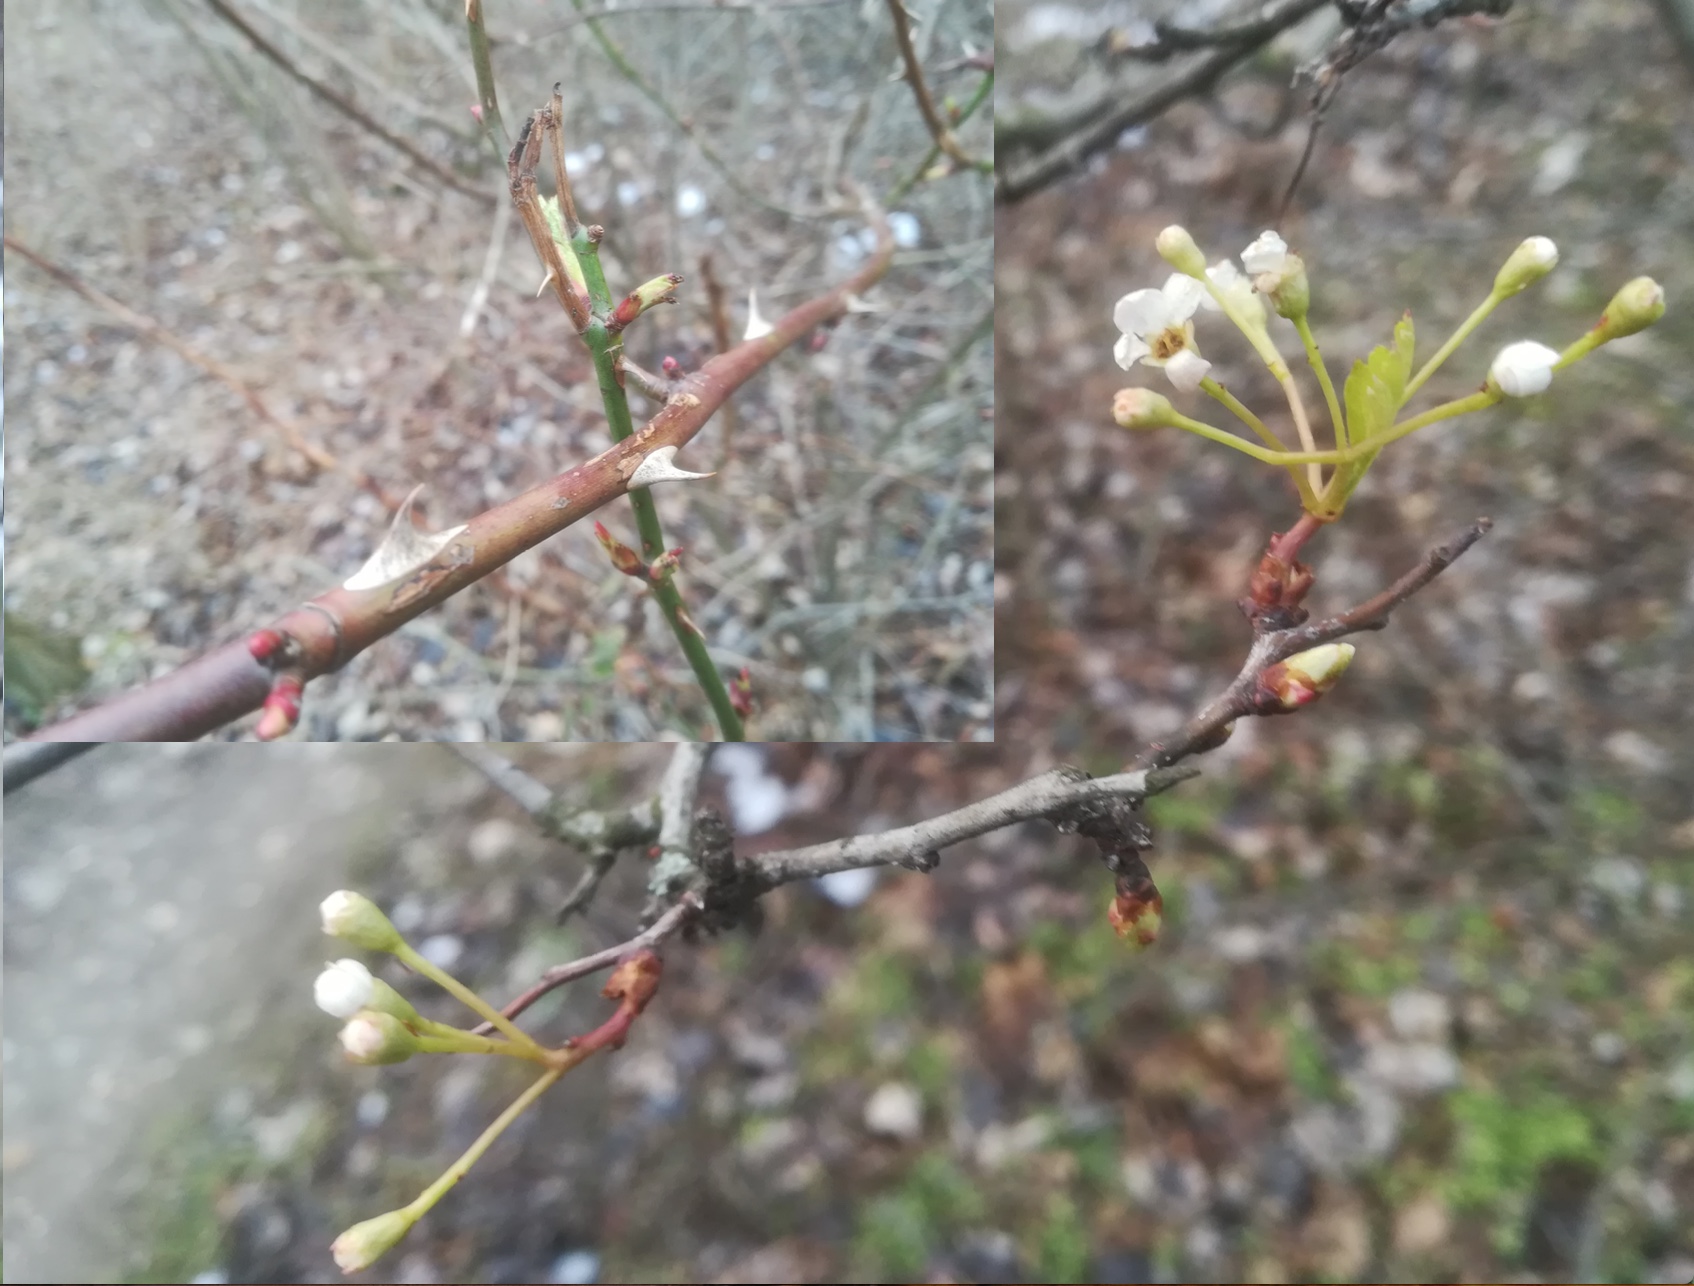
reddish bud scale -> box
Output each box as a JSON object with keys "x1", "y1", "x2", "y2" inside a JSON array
[
  {"x1": 247, "y1": 628, "x2": 288, "y2": 664},
  {"x1": 730, "y1": 666, "x2": 754, "y2": 717},
  {"x1": 1107, "y1": 870, "x2": 1163, "y2": 948},
  {"x1": 1246, "y1": 549, "x2": 1315, "y2": 613},
  {"x1": 594, "y1": 521, "x2": 648, "y2": 578},
  {"x1": 254, "y1": 674, "x2": 305, "y2": 741},
  {"x1": 602, "y1": 949, "x2": 663, "y2": 1013},
  {"x1": 661, "y1": 356, "x2": 682, "y2": 376},
  {"x1": 648, "y1": 548, "x2": 684, "y2": 580}
]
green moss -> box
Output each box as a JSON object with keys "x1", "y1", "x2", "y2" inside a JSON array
[
  {"x1": 1314, "y1": 940, "x2": 1420, "y2": 998},
  {"x1": 904, "y1": 1037, "x2": 955, "y2": 1105},
  {"x1": 1033, "y1": 1193, "x2": 1091, "y2": 1284},
  {"x1": 1145, "y1": 790, "x2": 1218, "y2": 839},
  {"x1": 904, "y1": 1152, "x2": 986, "y2": 1226},
  {"x1": 1445, "y1": 1087, "x2": 1600, "y2": 1213},
  {"x1": 128, "y1": 1113, "x2": 257, "y2": 1283},
  {"x1": 1572, "y1": 787, "x2": 1645, "y2": 844},
  {"x1": 1284, "y1": 1017, "x2": 1337, "y2": 1100},
  {"x1": 852, "y1": 1192, "x2": 931, "y2": 1281}
]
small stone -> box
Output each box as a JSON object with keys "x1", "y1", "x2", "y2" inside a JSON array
[
  {"x1": 1393, "y1": 1192, "x2": 1451, "y2": 1256},
  {"x1": 547, "y1": 1250, "x2": 601, "y2": 1284},
  {"x1": 1362, "y1": 1042, "x2": 1460, "y2": 1095},
  {"x1": 467, "y1": 817, "x2": 521, "y2": 866},
  {"x1": 1387, "y1": 989, "x2": 1451, "y2": 1043},
  {"x1": 863, "y1": 1081, "x2": 923, "y2": 1140}
]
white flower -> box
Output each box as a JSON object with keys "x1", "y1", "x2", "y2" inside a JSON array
[
  {"x1": 1240, "y1": 230, "x2": 1289, "y2": 276},
  {"x1": 1205, "y1": 258, "x2": 1267, "y2": 327},
  {"x1": 315, "y1": 958, "x2": 375, "y2": 1019},
  {"x1": 1112, "y1": 273, "x2": 1213, "y2": 391},
  {"x1": 1489, "y1": 340, "x2": 1560, "y2": 397}
]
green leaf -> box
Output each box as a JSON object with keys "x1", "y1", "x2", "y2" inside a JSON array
[{"x1": 1322, "y1": 314, "x2": 1416, "y2": 518}]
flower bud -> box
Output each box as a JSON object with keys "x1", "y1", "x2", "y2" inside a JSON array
[
  {"x1": 1155, "y1": 225, "x2": 1207, "y2": 278},
  {"x1": 314, "y1": 958, "x2": 375, "y2": 1019},
  {"x1": 1259, "y1": 642, "x2": 1355, "y2": 709},
  {"x1": 647, "y1": 547, "x2": 684, "y2": 580},
  {"x1": 1107, "y1": 868, "x2": 1163, "y2": 948},
  {"x1": 594, "y1": 521, "x2": 648, "y2": 578},
  {"x1": 730, "y1": 666, "x2": 754, "y2": 718},
  {"x1": 1594, "y1": 276, "x2": 1665, "y2": 342},
  {"x1": 610, "y1": 273, "x2": 683, "y2": 330},
  {"x1": 1257, "y1": 252, "x2": 1310, "y2": 321},
  {"x1": 1112, "y1": 387, "x2": 1177, "y2": 429},
  {"x1": 1493, "y1": 236, "x2": 1559, "y2": 297},
  {"x1": 339, "y1": 1010, "x2": 419, "y2": 1064},
  {"x1": 320, "y1": 890, "x2": 405, "y2": 952},
  {"x1": 366, "y1": 977, "x2": 424, "y2": 1026},
  {"x1": 1486, "y1": 340, "x2": 1560, "y2": 397},
  {"x1": 254, "y1": 674, "x2": 304, "y2": 741},
  {"x1": 331, "y1": 1208, "x2": 417, "y2": 1273}
]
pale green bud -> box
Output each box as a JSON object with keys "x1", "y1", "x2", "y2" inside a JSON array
[
  {"x1": 320, "y1": 891, "x2": 404, "y2": 953},
  {"x1": 1112, "y1": 387, "x2": 1178, "y2": 429},
  {"x1": 1155, "y1": 225, "x2": 1207, "y2": 278},
  {"x1": 331, "y1": 1208, "x2": 417, "y2": 1273},
  {"x1": 1595, "y1": 276, "x2": 1666, "y2": 341},
  {"x1": 1493, "y1": 236, "x2": 1559, "y2": 297}
]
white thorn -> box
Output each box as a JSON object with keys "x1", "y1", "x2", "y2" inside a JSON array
[
  {"x1": 343, "y1": 485, "x2": 469, "y2": 591},
  {"x1": 627, "y1": 445, "x2": 716, "y2": 491},
  {"x1": 535, "y1": 267, "x2": 556, "y2": 298},
  {"x1": 843, "y1": 291, "x2": 878, "y2": 313},
  {"x1": 743, "y1": 288, "x2": 774, "y2": 340}
]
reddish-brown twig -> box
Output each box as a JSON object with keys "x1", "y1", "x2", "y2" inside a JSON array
[
  {"x1": 1134, "y1": 517, "x2": 1494, "y2": 770},
  {"x1": 473, "y1": 896, "x2": 701, "y2": 1034},
  {"x1": 883, "y1": 0, "x2": 986, "y2": 171}
]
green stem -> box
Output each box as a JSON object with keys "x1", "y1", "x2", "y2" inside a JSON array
[
  {"x1": 393, "y1": 942, "x2": 541, "y2": 1052},
  {"x1": 1293, "y1": 315, "x2": 1347, "y2": 448},
  {"x1": 413, "y1": 1030, "x2": 551, "y2": 1064},
  {"x1": 1404, "y1": 290, "x2": 1501, "y2": 404},
  {"x1": 1200, "y1": 375, "x2": 1312, "y2": 506},
  {"x1": 577, "y1": 233, "x2": 746, "y2": 740},
  {"x1": 464, "y1": 1, "x2": 509, "y2": 160},
  {"x1": 886, "y1": 72, "x2": 995, "y2": 204},
  {"x1": 401, "y1": 1068, "x2": 563, "y2": 1223}
]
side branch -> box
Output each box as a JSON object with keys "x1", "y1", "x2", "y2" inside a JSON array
[
  {"x1": 17, "y1": 214, "x2": 895, "y2": 744},
  {"x1": 1135, "y1": 518, "x2": 1493, "y2": 770},
  {"x1": 883, "y1": 0, "x2": 987, "y2": 172}
]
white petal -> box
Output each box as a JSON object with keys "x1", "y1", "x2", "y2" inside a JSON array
[
  {"x1": 1160, "y1": 273, "x2": 1206, "y2": 321},
  {"x1": 1241, "y1": 231, "x2": 1288, "y2": 275},
  {"x1": 1490, "y1": 340, "x2": 1559, "y2": 397},
  {"x1": 1113, "y1": 288, "x2": 1172, "y2": 337},
  {"x1": 314, "y1": 958, "x2": 374, "y2": 1019},
  {"x1": 1164, "y1": 349, "x2": 1212, "y2": 393},
  {"x1": 1113, "y1": 332, "x2": 1148, "y2": 371}
]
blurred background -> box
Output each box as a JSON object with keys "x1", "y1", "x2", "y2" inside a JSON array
[
  {"x1": 3, "y1": 0, "x2": 993, "y2": 741},
  {"x1": 996, "y1": 0, "x2": 1693, "y2": 1281}
]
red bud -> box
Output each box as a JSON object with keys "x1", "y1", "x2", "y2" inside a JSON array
[
  {"x1": 254, "y1": 674, "x2": 305, "y2": 741},
  {"x1": 594, "y1": 521, "x2": 648, "y2": 578}
]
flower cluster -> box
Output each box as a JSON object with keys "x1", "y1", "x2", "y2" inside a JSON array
[{"x1": 1110, "y1": 225, "x2": 1666, "y2": 522}]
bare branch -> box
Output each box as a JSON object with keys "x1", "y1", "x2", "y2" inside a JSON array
[
  {"x1": 203, "y1": 0, "x2": 496, "y2": 204},
  {"x1": 739, "y1": 764, "x2": 1198, "y2": 892}
]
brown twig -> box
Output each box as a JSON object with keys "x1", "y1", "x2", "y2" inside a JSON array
[
  {"x1": 202, "y1": 0, "x2": 496, "y2": 205},
  {"x1": 697, "y1": 252, "x2": 741, "y2": 470},
  {"x1": 475, "y1": 895, "x2": 702, "y2": 1032},
  {"x1": 882, "y1": 0, "x2": 986, "y2": 172},
  {"x1": 1134, "y1": 517, "x2": 1495, "y2": 771},
  {"x1": 3, "y1": 234, "x2": 397, "y2": 508}
]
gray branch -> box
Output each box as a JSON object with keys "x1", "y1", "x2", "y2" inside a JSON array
[
  {"x1": 740, "y1": 764, "x2": 1198, "y2": 892},
  {"x1": 648, "y1": 744, "x2": 711, "y2": 896}
]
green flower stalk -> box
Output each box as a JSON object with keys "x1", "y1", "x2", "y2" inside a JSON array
[{"x1": 1110, "y1": 226, "x2": 1667, "y2": 522}]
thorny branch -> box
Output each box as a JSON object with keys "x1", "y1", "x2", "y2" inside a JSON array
[{"x1": 14, "y1": 184, "x2": 894, "y2": 744}]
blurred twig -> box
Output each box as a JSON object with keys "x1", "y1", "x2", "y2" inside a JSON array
[
  {"x1": 3, "y1": 234, "x2": 397, "y2": 507},
  {"x1": 464, "y1": 0, "x2": 510, "y2": 157},
  {"x1": 886, "y1": 70, "x2": 993, "y2": 204},
  {"x1": 202, "y1": 0, "x2": 497, "y2": 204},
  {"x1": 882, "y1": 0, "x2": 989, "y2": 173}
]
